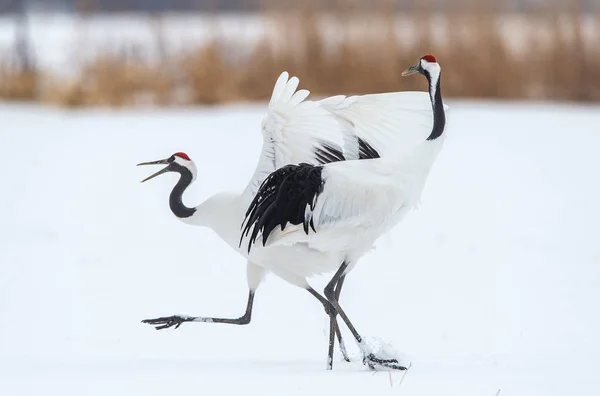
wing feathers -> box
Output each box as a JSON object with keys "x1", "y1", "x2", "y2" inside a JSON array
[
  {"x1": 289, "y1": 89, "x2": 310, "y2": 106},
  {"x1": 241, "y1": 163, "x2": 324, "y2": 253},
  {"x1": 242, "y1": 161, "x2": 410, "y2": 252},
  {"x1": 242, "y1": 72, "x2": 359, "y2": 203},
  {"x1": 243, "y1": 72, "x2": 446, "y2": 206},
  {"x1": 269, "y1": 72, "x2": 290, "y2": 106},
  {"x1": 280, "y1": 76, "x2": 300, "y2": 103},
  {"x1": 320, "y1": 91, "x2": 445, "y2": 158}
]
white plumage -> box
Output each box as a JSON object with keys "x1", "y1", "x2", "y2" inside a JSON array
[
  {"x1": 241, "y1": 72, "x2": 445, "y2": 204},
  {"x1": 319, "y1": 91, "x2": 447, "y2": 156},
  {"x1": 244, "y1": 56, "x2": 447, "y2": 263},
  {"x1": 255, "y1": 138, "x2": 445, "y2": 261},
  {"x1": 138, "y1": 54, "x2": 447, "y2": 371}
]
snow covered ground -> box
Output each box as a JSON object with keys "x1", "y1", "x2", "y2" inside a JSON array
[{"x1": 1, "y1": 100, "x2": 599, "y2": 395}]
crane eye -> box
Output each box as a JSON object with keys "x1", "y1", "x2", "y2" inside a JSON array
[{"x1": 168, "y1": 156, "x2": 175, "y2": 163}]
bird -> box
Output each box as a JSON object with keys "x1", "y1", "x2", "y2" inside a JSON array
[
  {"x1": 240, "y1": 54, "x2": 446, "y2": 368},
  {"x1": 137, "y1": 54, "x2": 446, "y2": 371}
]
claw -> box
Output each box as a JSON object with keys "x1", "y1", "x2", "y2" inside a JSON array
[
  {"x1": 363, "y1": 353, "x2": 407, "y2": 371},
  {"x1": 141, "y1": 315, "x2": 193, "y2": 330}
]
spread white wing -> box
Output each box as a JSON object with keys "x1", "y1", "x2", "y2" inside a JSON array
[
  {"x1": 319, "y1": 92, "x2": 450, "y2": 158},
  {"x1": 241, "y1": 72, "x2": 448, "y2": 204},
  {"x1": 241, "y1": 72, "x2": 359, "y2": 204}
]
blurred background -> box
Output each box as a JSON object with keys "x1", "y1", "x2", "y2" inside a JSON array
[
  {"x1": 2, "y1": 3, "x2": 600, "y2": 395},
  {"x1": 0, "y1": 0, "x2": 598, "y2": 107}
]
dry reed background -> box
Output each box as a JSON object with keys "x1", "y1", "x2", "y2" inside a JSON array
[{"x1": 0, "y1": 0, "x2": 599, "y2": 107}]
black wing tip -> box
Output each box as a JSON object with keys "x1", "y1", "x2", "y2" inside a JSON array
[
  {"x1": 241, "y1": 164, "x2": 324, "y2": 253},
  {"x1": 358, "y1": 137, "x2": 380, "y2": 160},
  {"x1": 315, "y1": 142, "x2": 345, "y2": 165}
]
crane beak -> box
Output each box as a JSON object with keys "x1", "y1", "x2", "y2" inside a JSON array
[
  {"x1": 401, "y1": 63, "x2": 420, "y2": 76},
  {"x1": 137, "y1": 158, "x2": 170, "y2": 183}
]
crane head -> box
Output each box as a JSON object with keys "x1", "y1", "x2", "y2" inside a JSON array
[
  {"x1": 401, "y1": 54, "x2": 439, "y2": 77},
  {"x1": 137, "y1": 152, "x2": 197, "y2": 183}
]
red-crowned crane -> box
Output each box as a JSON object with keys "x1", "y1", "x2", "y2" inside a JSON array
[{"x1": 138, "y1": 55, "x2": 446, "y2": 371}]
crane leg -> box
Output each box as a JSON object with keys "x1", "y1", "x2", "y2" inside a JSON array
[
  {"x1": 324, "y1": 262, "x2": 407, "y2": 371},
  {"x1": 141, "y1": 290, "x2": 255, "y2": 330},
  {"x1": 307, "y1": 286, "x2": 350, "y2": 370},
  {"x1": 333, "y1": 275, "x2": 350, "y2": 362}
]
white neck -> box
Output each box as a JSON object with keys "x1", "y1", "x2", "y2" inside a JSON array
[
  {"x1": 425, "y1": 63, "x2": 441, "y2": 107},
  {"x1": 180, "y1": 192, "x2": 246, "y2": 252}
]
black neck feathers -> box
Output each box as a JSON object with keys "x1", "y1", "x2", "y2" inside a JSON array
[
  {"x1": 425, "y1": 71, "x2": 445, "y2": 141},
  {"x1": 169, "y1": 166, "x2": 196, "y2": 219}
]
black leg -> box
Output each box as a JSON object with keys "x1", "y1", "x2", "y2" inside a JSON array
[
  {"x1": 142, "y1": 290, "x2": 255, "y2": 330},
  {"x1": 324, "y1": 262, "x2": 406, "y2": 371},
  {"x1": 327, "y1": 308, "x2": 337, "y2": 368},
  {"x1": 332, "y1": 275, "x2": 350, "y2": 362},
  {"x1": 335, "y1": 274, "x2": 345, "y2": 301},
  {"x1": 307, "y1": 287, "x2": 350, "y2": 369}
]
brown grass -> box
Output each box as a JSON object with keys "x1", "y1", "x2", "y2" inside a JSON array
[
  {"x1": 46, "y1": 56, "x2": 172, "y2": 108},
  {"x1": 0, "y1": 58, "x2": 39, "y2": 101},
  {"x1": 1, "y1": 2, "x2": 599, "y2": 107}
]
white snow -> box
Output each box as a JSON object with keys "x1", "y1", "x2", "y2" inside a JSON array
[{"x1": 1, "y1": 100, "x2": 600, "y2": 395}]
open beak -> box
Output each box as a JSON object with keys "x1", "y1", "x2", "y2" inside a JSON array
[
  {"x1": 401, "y1": 63, "x2": 420, "y2": 77},
  {"x1": 137, "y1": 158, "x2": 170, "y2": 183}
]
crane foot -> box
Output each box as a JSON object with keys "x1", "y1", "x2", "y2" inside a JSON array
[
  {"x1": 363, "y1": 353, "x2": 407, "y2": 371},
  {"x1": 142, "y1": 315, "x2": 194, "y2": 330}
]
